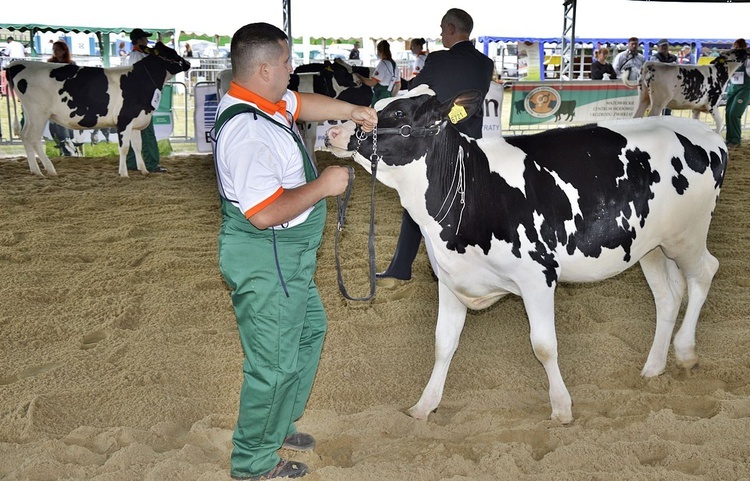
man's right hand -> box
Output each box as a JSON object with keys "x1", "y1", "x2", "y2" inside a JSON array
[{"x1": 319, "y1": 165, "x2": 352, "y2": 197}]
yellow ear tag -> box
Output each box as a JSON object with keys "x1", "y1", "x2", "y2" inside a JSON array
[
  {"x1": 154, "y1": 49, "x2": 159, "y2": 55},
  {"x1": 449, "y1": 103, "x2": 468, "y2": 124}
]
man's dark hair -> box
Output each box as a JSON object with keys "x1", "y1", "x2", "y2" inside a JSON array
[{"x1": 231, "y1": 22, "x2": 289, "y2": 78}]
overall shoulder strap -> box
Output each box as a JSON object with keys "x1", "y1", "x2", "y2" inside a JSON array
[{"x1": 211, "y1": 103, "x2": 255, "y2": 143}]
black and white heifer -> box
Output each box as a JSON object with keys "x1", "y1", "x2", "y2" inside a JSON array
[
  {"x1": 7, "y1": 42, "x2": 190, "y2": 177},
  {"x1": 326, "y1": 85, "x2": 727, "y2": 424},
  {"x1": 290, "y1": 59, "x2": 372, "y2": 161},
  {"x1": 629, "y1": 49, "x2": 748, "y2": 133}
]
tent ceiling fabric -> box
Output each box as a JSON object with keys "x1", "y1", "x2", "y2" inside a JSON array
[
  {"x1": 0, "y1": 23, "x2": 173, "y2": 36},
  {"x1": 3, "y1": 0, "x2": 750, "y2": 43}
]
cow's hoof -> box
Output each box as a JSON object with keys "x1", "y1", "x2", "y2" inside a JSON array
[
  {"x1": 640, "y1": 364, "x2": 665, "y2": 378},
  {"x1": 551, "y1": 411, "x2": 574, "y2": 425},
  {"x1": 406, "y1": 405, "x2": 432, "y2": 421}
]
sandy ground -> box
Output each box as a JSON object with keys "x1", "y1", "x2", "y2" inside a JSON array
[{"x1": 1, "y1": 138, "x2": 749, "y2": 481}]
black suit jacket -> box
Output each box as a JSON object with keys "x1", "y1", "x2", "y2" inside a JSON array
[{"x1": 409, "y1": 40, "x2": 494, "y2": 138}]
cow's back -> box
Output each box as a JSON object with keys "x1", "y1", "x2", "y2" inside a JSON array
[
  {"x1": 8, "y1": 61, "x2": 126, "y2": 129},
  {"x1": 497, "y1": 116, "x2": 725, "y2": 281}
]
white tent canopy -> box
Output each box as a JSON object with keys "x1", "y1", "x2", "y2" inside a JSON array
[{"x1": 4, "y1": 0, "x2": 750, "y2": 46}]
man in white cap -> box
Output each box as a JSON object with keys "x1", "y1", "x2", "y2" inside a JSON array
[{"x1": 123, "y1": 28, "x2": 167, "y2": 173}]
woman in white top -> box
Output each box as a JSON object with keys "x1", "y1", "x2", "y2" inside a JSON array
[
  {"x1": 356, "y1": 40, "x2": 401, "y2": 105},
  {"x1": 410, "y1": 37, "x2": 428, "y2": 78}
]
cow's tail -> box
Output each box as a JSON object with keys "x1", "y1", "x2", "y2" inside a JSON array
[
  {"x1": 9, "y1": 89, "x2": 22, "y2": 138},
  {"x1": 620, "y1": 69, "x2": 639, "y2": 89},
  {"x1": 12, "y1": 116, "x2": 21, "y2": 137}
]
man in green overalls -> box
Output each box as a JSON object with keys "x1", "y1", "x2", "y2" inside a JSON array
[
  {"x1": 725, "y1": 38, "x2": 750, "y2": 148},
  {"x1": 213, "y1": 23, "x2": 377, "y2": 480}
]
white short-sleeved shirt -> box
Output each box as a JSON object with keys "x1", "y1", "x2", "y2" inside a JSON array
[
  {"x1": 373, "y1": 59, "x2": 400, "y2": 88},
  {"x1": 412, "y1": 52, "x2": 427, "y2": 77},
  {"x1": 123, "y1": 49, "x2": 147, "y2": 66},
  {"x1": 215, "y1": 87, "x2": 313, "y2": 229},
  {"x1": 4, "y1": 40, "x2": 26, "y2": 58}
]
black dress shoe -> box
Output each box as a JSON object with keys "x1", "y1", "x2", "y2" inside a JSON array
[
  {"x1": 375, "y1": 271, "x2": 411, "y2": 281},
  {"x1": 149, "y1": 167, "x2": 168, "y2": 173}
]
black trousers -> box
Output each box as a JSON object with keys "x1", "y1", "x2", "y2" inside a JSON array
[{"x1": 380, "y1": 209, "x2": 422, "y2": 280}]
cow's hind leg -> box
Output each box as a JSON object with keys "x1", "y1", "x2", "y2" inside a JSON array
[
  {"x1": 671, "y1": 248, "x2": 718, "y2": 372},
  {"x1": 408, "y1": 282, "x2": 468, "y2": 420},
  {"x1": 707, "y1": 109, "x2": 723, "y2": 134},
  {"x1": 640, "y1": 247, "x2": 685, "y2": 377},
  {"x1": 522, "y1": 283, "x2": 572, "y2": 424},
  {"x1": 19, "y1": 114, "x2": 57, "y2": 176}
]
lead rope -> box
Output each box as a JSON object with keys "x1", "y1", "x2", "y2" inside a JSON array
[{"x1": 334, "y1": 127, "x2": 380, "y2": 301}]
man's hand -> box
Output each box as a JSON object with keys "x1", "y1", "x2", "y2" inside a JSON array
[
  {"x1": 351, "y1": 106, "x2": 378, "y2": 133},
  {"x1": 319, "y1": 165, "x2": 352, "y2": 197}
]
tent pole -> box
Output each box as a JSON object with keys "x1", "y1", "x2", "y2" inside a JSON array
[{"x1": 284, "y1": 0, "x2": 292, "y2": 42}]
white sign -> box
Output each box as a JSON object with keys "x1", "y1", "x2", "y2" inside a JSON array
[{"x1": 194, "y1": 84, "x2": 219, "y2": 153}]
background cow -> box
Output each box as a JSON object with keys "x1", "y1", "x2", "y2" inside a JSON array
[
  {"x1": 326, "y1": 85, "x2": 727, "y2": 424},
  {"x1": 628, "y1": 49, "x2": 748, "y2": 133},
  {"x1": 8, "y1": 42, "x2": 190, "y2": 177}
]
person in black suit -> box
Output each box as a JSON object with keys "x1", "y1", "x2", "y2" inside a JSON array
[{"x1": 377, "y1": 7, "x2": 495, "y2": 281}]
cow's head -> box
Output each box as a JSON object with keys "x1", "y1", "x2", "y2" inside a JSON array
[
  {"x1": 143, "y1": 41, "x2": 191, "y2": 75},
  {"x1": 331, "y1": 58, "x2": 370, "y2": 88},
  {"x1": 325, "y1": 85, "x2": 483, "y2": 187},
  {"x1": 712, "y1": 47, "x2": 750, "y2": 64}
]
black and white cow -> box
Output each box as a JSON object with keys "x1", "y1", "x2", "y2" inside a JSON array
[
  {"x1": 8, "y1": 42, "x2": 190, "y2": 177},
  {"x1": 325, "y1": 85, "x2": 727, "y2": 424},
  {"x1": 629, "y1": 49, "x2": 748, "y2": 133},
  {"x1": 289, "y1": 59, "x2": 372, "y2": 161}
]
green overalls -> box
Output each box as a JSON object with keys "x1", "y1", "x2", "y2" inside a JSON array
[
  {"x1": 725, "y1": 61, "x2": 750, "y2": 146},
  {"x1": 214, "y1": 105, "x2": 327, "y2": 478}
]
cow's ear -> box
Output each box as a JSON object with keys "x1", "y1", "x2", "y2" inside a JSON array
[{"x1": 440, "y1": 90, "x2": 483, "y2": 125}]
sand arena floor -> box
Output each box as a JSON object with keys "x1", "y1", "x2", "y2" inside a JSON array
[{"x1": 1, "y1": 136, "x2": 749, "y2": 480}]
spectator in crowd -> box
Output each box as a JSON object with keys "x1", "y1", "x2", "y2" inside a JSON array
[
  {"x1": 654, "y1": 38, "x2": 677, "y2": 63},
  {"x1": 409, "y1": 37, "x2": 428, "y2": 78},
  {"x1": 213, "y1": 21, "x2": 377, "y2": 480},
  {"x1": 2, "y1": 36, "x2": 27, "y2": 58},
  {"x1": 118, "y1": 41, "x2": 128, "y2": 57},
  {"x1": 654, "y1": 39, "x2": 678, "y2": 115},
  {"x1": 725, "y1": 38, "x2": 750, "y2": 147},
  {"x1": 356, "y1": 40, "x2": 401, "y2": 105},
  {"x1": 123, "y1": 28, "x2": 167, "y2": 173},
  {"x1": 47, "y1": 40, "x2": 78, "y2": 156},
  {"x1": 349, "y1": 41, "x2": 360, "y2": 60},
  {"x1": 613, "y1": 36, "x2": 645, "y2": 82},
  {"x1": 679, "y1": 45, "x2": 692, "y2": 64},
  {"x1": 376, "y1": 7, "x2": 494, "y2": 281},
  {"x1": 184, "y1": 43, "x2": 193, "y2": 57},
  {"x1": 590, "y1": 47, "x2": 617, "y2": 80}
]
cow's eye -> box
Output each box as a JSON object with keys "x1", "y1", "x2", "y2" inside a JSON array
[{"x1": 394, "y1": 110, "x2": 405, "y2": 118}]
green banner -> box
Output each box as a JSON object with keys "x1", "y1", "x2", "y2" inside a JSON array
[{"x1": 510, "y1": 81, "x2": 639, "y2": 126}]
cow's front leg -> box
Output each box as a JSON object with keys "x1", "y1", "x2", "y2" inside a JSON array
[
  {"x1": 408, "y1": 281, "x2": 468, "y2": 420},
  {"x1": 522, "y1": 283, "x2": 572, "y2": 424},
  {"x1": 130, "y1": 130, "x2": 148, "y2": 174}
]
